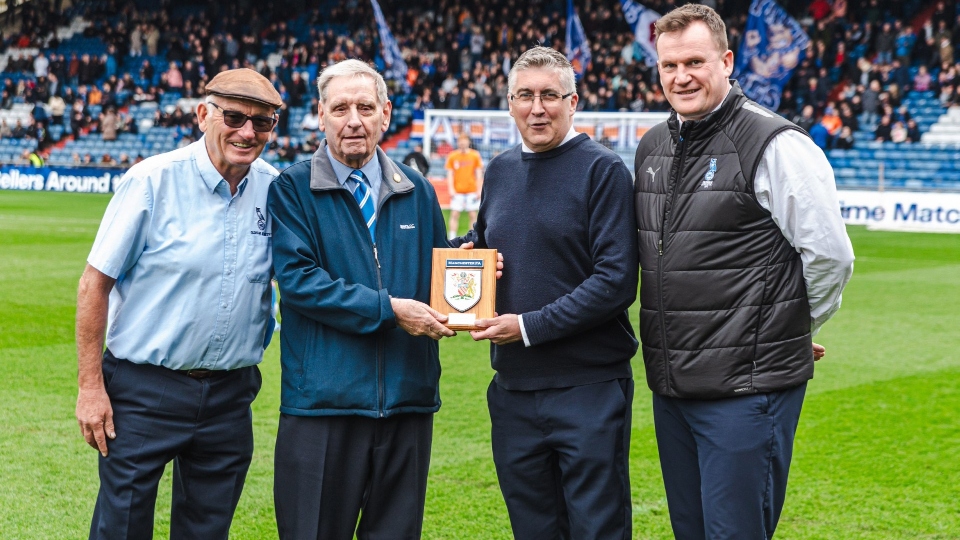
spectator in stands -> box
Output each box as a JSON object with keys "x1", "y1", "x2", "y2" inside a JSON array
[
  {"x1": 810, "y1": 120, "x2": 830, "y2": 150},
  {"x1": 862, "y1": 80, "x2": 881, "y2": 125},
  {"x1": 139, "y1": 59, "x2": 154, "y2": 86},
  {"x1": 906, "y1": 118, "x2": 922, "y2": 142},
  {"x1": 896, "y1": 22, "x2": 916, "y2": 66},
  {"x1": 11, "y1": 119, "x2": 26, "y2": 138},
  {"x1": 890, "y1": 120, "x2": 908, "y2": 143},
  {"x1": 129, "y1": 23, "x2": 142, "y2": 58},
  {"x1": 166, "y1": 61, "x2": 183, "y2": 90},
  {"x1": 288, "y1": 71, "x2": 307, "y2": 107},
  {"x1": 934, "y1": 20, "x2": 954, "y2": 65},
  {"x1": 876, "y1": 22, "x2": 896, "y2": 65},
  {"x1": 299, "y1": 99, "x2": 320, "y2": 131},
  {"x1": 29, "y1": 119, "x2": 48, "y2": 150},
  {"x1": 838, "y1": 101, "x2": 859, "y2": 132},
  {"x1": 835, "y1": 125, "x2": 856, "y2": 149},
  {"x1": 276, "y1": 135, "x2": 298, "y2": 163},
  {"x1": 939, "y1": 83, "x2": 957, "y2": 106},
  {"x1": 70, "y1": 99, "x2": 88, "y2": 138},
  {"x1": 78, "y1": 54, "x2": 98, "y2": 86},
  {"x1": 99, "y1": 152, "x2": 117, "y2": 166},
  {"x1": 914, "y1": 65, "x2": 933, "y2": 92},
  {"x1": 145, "y1": 24, "x2": 160, "y2": 56},
  {"x1": 799, "y1": 76, "x2": 828, "y2": 113},
  {"x1": 88, "y1": 85, "x2": 102, "y2": 106},
  {"x1": 875, "y1": 114, "x2": 894, "y2": 142},
  {"x1": 100, "y1": 107, "x2": 119, "y2": 141},
  {"x1": 402, "y1": 143, "x2": 430, "y2": 177},
  {"x1": 820, "y1": 103, "x2": 843, "y2": 138},
  {"x1": 300, "y1": 132, "x2": 321, "y2": 154},
  {"x1": 792, "y1": 104, "x2": 816, "y2": 132}
]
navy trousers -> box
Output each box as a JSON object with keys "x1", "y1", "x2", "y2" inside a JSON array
[
  {"x1": 652, "y1": 383, "x2": 807, "y2": 540},
  {"x1": 273, "y1": 413, "x2": 434, "y2": 540},
  {"x1": 89, "y1": 352, "x2": 261, "y2": 540},
  {"x1": 488, "y1": 378, "x2": 634, "y2": 540}
]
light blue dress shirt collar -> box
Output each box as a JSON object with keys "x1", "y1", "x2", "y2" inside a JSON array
[
  {"x1": 325, "y1": 143, "x2": 382, "y2": 207},
  {"x1": 195, "y1": 138, "x2": 249, "y2": 198}
]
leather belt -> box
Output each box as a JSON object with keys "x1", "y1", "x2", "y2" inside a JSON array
[{"x1": 179, "y1": 368, "x2": 225, "y2": 380}]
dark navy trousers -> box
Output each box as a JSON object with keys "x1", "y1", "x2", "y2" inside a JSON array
[
  {"x1": 273, "y1": 413, "x2": 434, "y2": 540},
  {"x1": 653, "y1": 383, "x2": 807, "y2": 540},
  {"x1": 89, "y1": 352, "x2": 261, "y2": 540},
  {"x1": 488, "y1": 378, "x2": 634, "y2": 540}
]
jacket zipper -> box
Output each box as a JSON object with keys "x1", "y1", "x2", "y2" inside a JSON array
[
  {"x1": 658, "y1": 127, "x2": 687, "y2": 393},
  {"x1": 372, "y1": 193, "x2": 387, "y2": 418},
  {"x1": 349, "y1": 183, "x2": 388, "y2": 418}
]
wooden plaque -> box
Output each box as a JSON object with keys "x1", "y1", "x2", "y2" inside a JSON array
[{"x1": 430, "y1": 248, "x2": 498, "y2": 331}]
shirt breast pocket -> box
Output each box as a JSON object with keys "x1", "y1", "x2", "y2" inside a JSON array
[{"x1": 245, "y1": 234, "x2": 273, "y2": 283}]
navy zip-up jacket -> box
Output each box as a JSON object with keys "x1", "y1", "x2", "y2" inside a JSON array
[{"x1": 268, "y1": 141, "x2": 449, "y2": 417}]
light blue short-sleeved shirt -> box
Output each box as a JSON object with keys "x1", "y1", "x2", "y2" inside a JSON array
[{"x1": 87, "y1": 137, "x2": 279, "y2": 370}]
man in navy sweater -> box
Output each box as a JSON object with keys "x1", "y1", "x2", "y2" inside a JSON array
[{"x1": 463, "y1": 46, "x2": 640, "y2": 539}]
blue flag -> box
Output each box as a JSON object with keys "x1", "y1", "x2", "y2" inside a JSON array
[
  {"x1": 370, "y1": 0, "x2": 409, "y2": 90},
  {"x1": 619, "y1": 0, "x2": 660, "y2": 67},
  {"x1": 733, "y1": 0, "x2": 809, "y2": 110},
  {"x1": 566, "y1": 0, "x2": 591, "y2": 77}
]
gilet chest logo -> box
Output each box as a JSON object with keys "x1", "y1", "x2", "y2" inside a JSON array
[
  {"x1": 251, "y1": 207, "x2": 271, "y2": 237},
  {"x1": 646, "y1": 166, "x2": 660, "y2": 183},
  {"x1": 700, "y1": 158, "x2": 717, "y2": 189}
]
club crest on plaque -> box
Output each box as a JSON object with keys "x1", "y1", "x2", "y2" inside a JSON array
[{"x1": 444, "y1": 259, "x2": 483, "y2": 312}]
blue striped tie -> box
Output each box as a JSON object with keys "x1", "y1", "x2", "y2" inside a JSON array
[{"x1": 349, "y1": 170, "x2": 376, "y2": 242}]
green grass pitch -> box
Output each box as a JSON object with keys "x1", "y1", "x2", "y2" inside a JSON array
[{"x1": 1, "y1": 190, "x2": 958, "y2": 539}]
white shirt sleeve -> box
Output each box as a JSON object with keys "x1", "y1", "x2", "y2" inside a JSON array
[
  {"x1": 754, "y1": 130, "x2": 855, "y2": 336},
  {"x1": 517, "y1": 314, "x2": 532, "y2": 347}
]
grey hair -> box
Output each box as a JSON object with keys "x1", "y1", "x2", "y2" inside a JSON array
[
  {"x1": 507, "y1": 46, "x2": 576, "y2": 95},
  {"x1": 316, "y1": 59, "x2": 389, "y2": 105}
]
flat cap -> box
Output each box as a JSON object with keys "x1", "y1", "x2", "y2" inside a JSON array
[{"x1": 206, "y1": 68, "x2": 283, "y2": 109}]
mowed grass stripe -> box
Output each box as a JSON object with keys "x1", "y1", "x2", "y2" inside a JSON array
[{"x1": 1, "y1": 191, "x2": 958, "y2": 539}]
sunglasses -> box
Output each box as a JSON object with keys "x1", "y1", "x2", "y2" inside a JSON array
[{"x1": 207, "y1": 102, "x2": 277, "y2": 133}]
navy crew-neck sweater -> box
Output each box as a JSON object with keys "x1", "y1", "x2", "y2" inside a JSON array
[{"x1": 473, "y1": 133, "x2": 639, "y2": 391}]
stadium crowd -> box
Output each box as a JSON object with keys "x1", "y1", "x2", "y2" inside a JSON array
[{"x1": 0, "y1": 0, "x2": 958, "y2": 165}]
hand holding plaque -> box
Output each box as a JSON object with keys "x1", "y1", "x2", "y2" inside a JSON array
[{"x1": 430, "y1": 248, "x2": 498, "y2": 330}]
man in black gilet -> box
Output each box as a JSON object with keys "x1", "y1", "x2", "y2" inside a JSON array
[{"x1": 633, "y1": 5, "x2": 855, "y2": 539}]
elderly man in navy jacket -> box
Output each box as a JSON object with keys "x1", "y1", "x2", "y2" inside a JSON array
[{"x1": 268, "y1": 59, "x2": 455, "y2": 540}]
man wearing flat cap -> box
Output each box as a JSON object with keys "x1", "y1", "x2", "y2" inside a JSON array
[{"x1": 76, "y1": 68, "x2": 283, "y2": 539}]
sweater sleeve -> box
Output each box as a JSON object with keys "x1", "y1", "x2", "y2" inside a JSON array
[
  {"x1": 268, "y1": 173, "x2": 396, "y2": 334},
  {"x1": 519, "y1": 159, "x2": 639, "y2": 346}
]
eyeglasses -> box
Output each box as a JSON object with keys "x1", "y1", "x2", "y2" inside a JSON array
[
  {"x1": 509, "y1": 91, "x2": 575, "y2": 105},
  {"x1": 207, "y1": 102, "x2": 277, "y2": 133}
]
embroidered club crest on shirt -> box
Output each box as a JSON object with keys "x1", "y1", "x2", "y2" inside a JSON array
[{"x1": 701, "y1": 158, "x2": 717, "y2": 189}]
